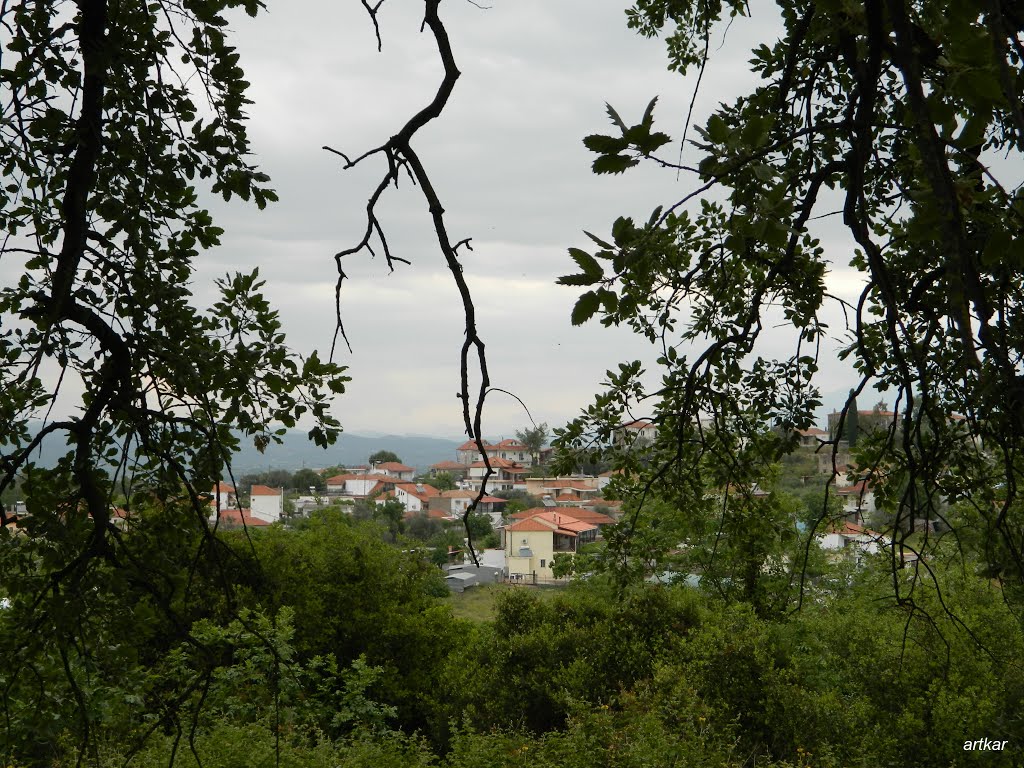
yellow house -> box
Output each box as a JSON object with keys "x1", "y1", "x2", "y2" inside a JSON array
[{"x1": 503, "y1": 511, "x2": 597, "y2": 580}]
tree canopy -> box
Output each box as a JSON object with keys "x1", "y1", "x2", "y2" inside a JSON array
[
  {"x1": 557, "y1": 0, "x2": 1024, "y2": 605},
  {"x1": 0, "y1": 0, "x2": 345, "y2": 760},
  {"x1": 368, "y1": 450, "x2": 402, "y2": 466},
  {"x1": 515, "y1": 422, "x2": 549, "y2": 459},
  {"x1": 4, "y1": 0, "x2": 1024, "y2": 765}
]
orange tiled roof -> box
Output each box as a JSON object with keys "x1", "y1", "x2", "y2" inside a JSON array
[
  {"x1": 215, "y1": 508, "x2": 270, "y2": 527},
  {"x1": 565, "y1": 508, "x2": 615, "y2": 526},
  {"x1": 395, "y1": 483, "x2": 439, "y2": 501},
  {"x1": 505, "y1": 510, "x2": 598, "y2": 536},
  {"x1": 432, "y1": 460, "x2": 468, "y2": 470},
  {"x1": 491, "y1": 438, "x2": 528, "y2": 450},
  {"x1": 506, "y1": 517, "x2": 559, "y2": 532},
  {"x1": 622, "y1": 419, "x2": 655, "y2": 430},
  {"x1": 510, "y1": 507, "x2": 614, "y2": 526},
  {"x1": 375, "y1": 462, "x2": 414, "y2": 472},
  {"x1": 469, "y1": 457, "x2": 524, "y2": 469},
  {"x1": 250, "y1": 484, "x2": 281, "y2": 496}
]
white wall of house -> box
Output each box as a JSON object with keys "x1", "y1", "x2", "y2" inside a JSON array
[
  {"x1": 344, "y1": 476, "x2": 386, "y2": 496},
  {"x1": 394, "y1": 487, "x2": 423, "y2": 513},
  {"x1": 211, "y1": 486, "x2": 236, "y2": 509},
  {"x1": 493, "y1": 449, "x2": 531, "y2": 465},
  {"x1": 250, "y1": 492, "x2": 283, "y2": 523},
  {"x1": 457, "y1": 447, "x2": 484, "y2": 465},
  {"x1": 375, "y1": 465, "x2": 415, "y2": 481}
]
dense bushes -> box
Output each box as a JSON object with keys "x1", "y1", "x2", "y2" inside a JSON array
[{"x1": 5, "y1": 509, "x2": 1024, "y2": 766}]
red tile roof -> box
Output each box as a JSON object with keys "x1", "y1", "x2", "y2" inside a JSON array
[
  {"x1": 492, "y1": 438, "x2": 528, "y2": 450},
  {"x1": 506, "y1": 517, "x2": 559, "y2": 532},
  {"x1": 622, "y1": 419, "x2": 655, "y2": 430},
  {"x1": 505, "y1": 511, "x2": 598, "y2": 537},
  {"x1": 215, "y1": 508, "x2": 270, "y2": 527},
  {"x1": 395, "y1": 483, "x2": 439, "y2": 502},
  {"x1": 375, "y1": 462, "x2": 414, "y2": 472},
  {"x1": 431, "y1": 460, "x2": 469, "y2": 470},
  {"x1": 511, "y1": 507, "x2": 615, "y2": 526},
  {"x1": 564, "y1": 508, "x2": 616, "y2": 526},
  {"x1": 469, "y1": 457, "x2": 525, "y2": 469},
  {"x1": 250, "y1": 484, "x2": 281, "y2": 496},
  {"x1": 457, "y1": 439, "x2": 491, "y2": 451},
  {"x1": 829, "y1": 521, "x2": 885, "y2": 539}
]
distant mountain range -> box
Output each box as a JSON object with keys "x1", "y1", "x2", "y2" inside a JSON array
[
  {"x1": 229, "y1": 431, "x2": 463, "y2": 473},
  {"x1": 14, "y1": 425, "x2": 464, "y2": 474}
]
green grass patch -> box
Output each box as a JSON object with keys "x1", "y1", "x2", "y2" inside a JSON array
[{"x1": 444, "y1": 582, "x2": 561, "y2": 622}]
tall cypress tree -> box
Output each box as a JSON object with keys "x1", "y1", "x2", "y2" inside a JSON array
[{"x1": 845, "y1": 392, "x2": 860, "y2": 447}]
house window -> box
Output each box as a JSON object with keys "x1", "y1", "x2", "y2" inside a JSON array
[{"x1": 540, "y1": 559, "x2": 546, "y2": 568}]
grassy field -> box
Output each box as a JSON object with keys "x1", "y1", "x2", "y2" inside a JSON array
[{"x1": 443, "y1": 582, "x2": 563, "y2": 622}]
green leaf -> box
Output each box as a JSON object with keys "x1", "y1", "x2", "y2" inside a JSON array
[
  {"x1": 571, "y1": 291, "x2": 601, "y2": 325},
  {"x1": 583, "y1": 134, "x2": 629, "y2": 154},
  {"x1": 641, "y1": 96, "x2": 659, "y2": 128},
  {"x1": 605, "y1": 102, "x2": 627, "y2": 130},
  {"x1": 569, "y1": 247, "x2": 603, "y2": 280},
  {"x1": 706, "y1": 114, "x2": 729, "y2": 144},
  {"x1": 592, "y1": 154, "x2": 639, "y2": 174},
  {"x1": 557, "y1": 273, "x2": 599, "y2": 287}
]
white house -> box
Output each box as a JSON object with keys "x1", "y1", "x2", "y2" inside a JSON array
[
  {"x1": 612, "y1": 419, "x2": 658, "y2": 447},
  {"x1": 454, "y1": 438, "x2": 535, "y2": 467},
  {"x1": 429, "y1": 489, "x2": 477, "y2": 517},
  {"x1": 325, "y1": 473, "x2": 396, "y2": 497},
  {"x1": 489, "y1": 438, "x2": 533, "y2": 466},
  {"x1": 817, "y1": 521, "x2": 887, "y2": 564},
  {"x1": 503, "y1": 511, "x2": 598, "y2": 580},
  {"x1": 465, "y1": 457, "x2": 528, "y2": 493},
  {"x1": 373, "y1": 462, "x2": 416, "y2": 481},
  {"x1": 209, "y1": 483, "x2": 237, "y2": 510},
  {"x1": 456, "y1": 439, "x2": 489, "y2": 465},
  {"x1": 834, "y1": 481, "x2": 876, "y2": 524},
  {"x1": 385, "y1": 482, "x2": 440, "y2": 514},
  {"x1": 249, "y1": 485, "x2": 283, "y2": 523}
]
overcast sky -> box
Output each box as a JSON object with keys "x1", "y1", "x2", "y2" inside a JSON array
[
  {"x1": 182, "y1": 0, "x2": 868, "y2": 440},
  {"x1": 3, "y1": 1, "x2": 868, "y2": 442}
]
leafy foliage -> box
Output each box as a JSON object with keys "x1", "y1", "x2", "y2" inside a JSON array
[
  {"x1": 515, "y1": 423, "x2": 550, "y2": 460},
  {"x1": 0, "y1": 0, "x2": 345, "y2": 760},
  {"x1": 556, "y1": 0, "x2": 1024, "y2": 612},
  {"x1": 369, "y1": 450, "x2": 402, "y2": 466}
]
